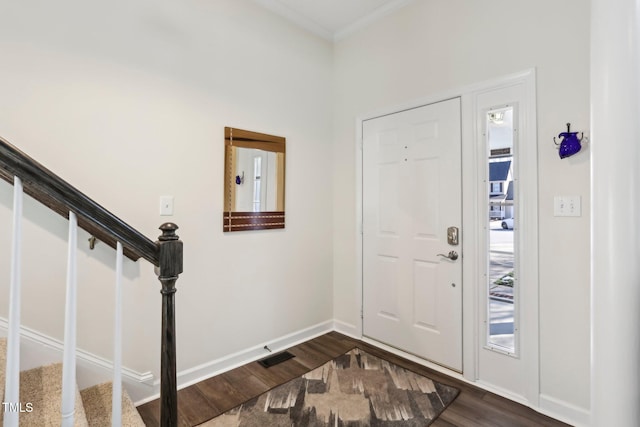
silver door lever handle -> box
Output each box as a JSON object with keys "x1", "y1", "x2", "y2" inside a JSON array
[{"x1": 437, "y1": 251, "x2": 459, "y2": 261}]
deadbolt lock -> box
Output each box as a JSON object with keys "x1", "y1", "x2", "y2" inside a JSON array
[{"x1": 447, "y1": 226, "x2": 459, "y2": 246}]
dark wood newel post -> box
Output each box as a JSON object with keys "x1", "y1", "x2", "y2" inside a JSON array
[{"x1": 157, "y1": 223, "x2": 183, "y2": 427}]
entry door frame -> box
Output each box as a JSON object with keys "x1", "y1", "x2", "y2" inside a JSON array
[{"x1": 355, "y1": 69, "x2": 538, "y2": 404}]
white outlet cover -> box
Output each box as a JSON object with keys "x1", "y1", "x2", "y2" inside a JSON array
[{"x1": 554, "y1": 195, "x2": 581, "y2": 217}]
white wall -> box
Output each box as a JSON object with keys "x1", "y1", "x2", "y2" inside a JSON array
[
  {"x1": 0, "y1": 0, "x2": 333, "y2": 392},
  {"x1": 332, "y1": 0, "x2": 590, "y2": 417}
]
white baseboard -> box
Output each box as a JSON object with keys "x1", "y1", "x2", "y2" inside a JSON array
[
  {"x1": 1, "y1": 317, "x2": 335, "y2": 406},
  {"x1": 135, "y1": 319, "x2": 335, "y2": 406},
  {"x1": 539, "y1": 394, "x2": 590, "y2": 427},
  {"x1": 1, "y1": 315, "x2": 592, "y2": 427},
  {"x1": 471, "y1": 382, "x2": 591, "y2": 426},
  {"x1": 362, "y1": 335, "x2": 591, "y2": 427},
  {"x1": 332, "y1": 319, "x2": 360, "y2": 339},
  {"x1": 0, "y1": 317, "x2": 155, "y2": 403}
]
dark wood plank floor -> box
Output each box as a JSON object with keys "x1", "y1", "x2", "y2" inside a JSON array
[{"x1": 137, "y1": 332, "x2": 571, "y2": 426}]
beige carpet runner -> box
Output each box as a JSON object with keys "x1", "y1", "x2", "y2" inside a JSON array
[
  {"x1": 0, "y1": 337, "x2": 144, "y2": 426},
  {"x1": 200, "y1": 347, "x2": 459, "y2": 426}
]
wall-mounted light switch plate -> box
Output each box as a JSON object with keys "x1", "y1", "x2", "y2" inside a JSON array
[
  {"x1": 160, "y1": 196, "x2": 174, "y2": 216},
  {"x1": 554, "y1": 195, "x2": 581, "y2": 217}
]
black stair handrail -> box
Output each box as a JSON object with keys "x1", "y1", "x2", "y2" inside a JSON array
[
  {"x1": 0, "y1": 135, "x2": 181, "y2": 426},
  {"x1": 0, "y1": 136, "x2": 158, "y2": 264}
]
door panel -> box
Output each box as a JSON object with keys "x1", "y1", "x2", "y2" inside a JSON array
[
  {"x1": 376, "y1": 255, "x2": 400, "y2": 319},
  {"x1": 414, "y1": 157, "x2": 440, "y2": 236},
  {"x1": 413, "y1": 261, "x2": 438, "y2": 329},
  {"x1": 363, "y1": 98, "x2": 462, "y2": 372},
  {"x1": 378, "y1": 164, "x2": 400, "y2": 234}
]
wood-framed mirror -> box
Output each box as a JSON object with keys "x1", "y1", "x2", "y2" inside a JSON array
[{"x1": 223, "y1": 127, "x2": 286, "y2": 232}]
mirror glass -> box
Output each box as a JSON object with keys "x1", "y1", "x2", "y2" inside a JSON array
[{"x1": 223, "y1": 127, "x2": 285, "y2": 232}]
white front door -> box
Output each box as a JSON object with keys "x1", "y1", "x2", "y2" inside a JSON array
[{"x1": 362, "y1": 97, "x2": 463, "y2": 372}]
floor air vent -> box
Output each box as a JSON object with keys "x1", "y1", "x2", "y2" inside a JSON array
[{"x1": 258, "y1": 351, "x2": 295, "y2": 368}]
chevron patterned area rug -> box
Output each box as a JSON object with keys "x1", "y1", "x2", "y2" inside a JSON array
[{"x1": 199, "y1": 347, "x2": 459, "y2": 427}]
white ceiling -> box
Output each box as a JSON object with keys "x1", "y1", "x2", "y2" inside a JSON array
[{"x1": 251, "y1": 0, "x2": 415, "y2": 41}]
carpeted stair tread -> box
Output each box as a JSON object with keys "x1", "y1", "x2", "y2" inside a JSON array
[
  {"x1": 0, "y1": 362, "x2": 89, "y2": 426},
  {"x1": 0, "y1": 338, "x2": 6, "y2": 402},
  {"x1": 80, "y1": 382, "x2": 145, "y2": 427}
]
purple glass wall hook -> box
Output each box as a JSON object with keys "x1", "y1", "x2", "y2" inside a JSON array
[{"x1": 554, "y1": 123, "x2": 583, "y2": 159}]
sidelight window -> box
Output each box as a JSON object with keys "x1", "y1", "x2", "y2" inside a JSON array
[{"x1": 486, "y1": 106, "x2": 517, "y2": 355}]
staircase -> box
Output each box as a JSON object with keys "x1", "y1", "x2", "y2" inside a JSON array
[
  {"x1": 0, "y1": 135, "x2": 183, "y2": 426},
  {"x1": 0, "y1": 338, "x2": 144, "y2": 426}
]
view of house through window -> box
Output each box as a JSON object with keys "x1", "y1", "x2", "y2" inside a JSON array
[{"x1": 487, "y1": 106, "x2": 516, "y2": 354}]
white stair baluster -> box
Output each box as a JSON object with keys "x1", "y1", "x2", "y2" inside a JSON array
[
  {"x1": 61, "y1": 211, "x2": 78, "y2": 427},
  {"x1": 111, "y1": 242, "x2": 123, "y2": 426},
  {"x1": 3, "y1": 177, "x2": 23, "y2": 427}
]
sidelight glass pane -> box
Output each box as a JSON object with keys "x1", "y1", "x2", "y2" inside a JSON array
[{"x1": 486, "y1": 106, "x2": 516, "y2": 354}]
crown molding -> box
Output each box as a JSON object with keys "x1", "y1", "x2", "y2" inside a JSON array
[
  {"x1": 334, "y1": 0, "x2": 415, "y2": 42},
  {"x1": 252, "y1": 0, "x2": 416, "y2": 42}
]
